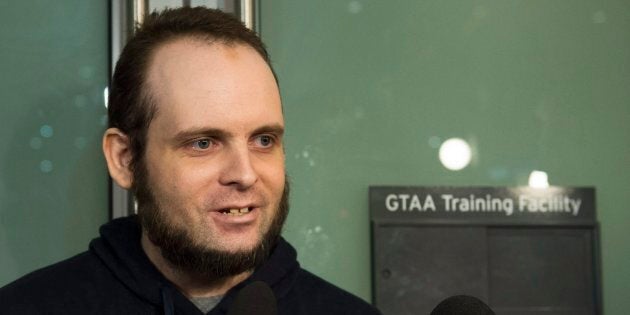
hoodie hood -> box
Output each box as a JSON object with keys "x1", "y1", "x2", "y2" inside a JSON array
[{"x1": 89, "y1": 215, "x2": 301, "y2": 315}]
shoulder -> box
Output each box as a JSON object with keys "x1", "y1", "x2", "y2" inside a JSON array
[
  {"x1": 0, "y1": 251, "x2": 122, "y2": 314},
  {"x1": 282, "y1": 268, "x2": 381, "y2": 315},
  {"x1": 1, "y1": 251, "x2": 99, "y2": 290}
]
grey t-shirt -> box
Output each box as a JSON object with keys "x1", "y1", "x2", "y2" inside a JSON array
[{"x1": 190, "y1": 295, "x2": 223, "y2": 314}]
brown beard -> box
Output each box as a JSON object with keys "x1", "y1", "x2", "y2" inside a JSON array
[{"x1": 132, "y1": 158, "x2": 289, "y2": 281}]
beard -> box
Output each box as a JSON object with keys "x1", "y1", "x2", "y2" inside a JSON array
[{"x1": 132, "y1": 158, "x2": 289, "y2": 281}]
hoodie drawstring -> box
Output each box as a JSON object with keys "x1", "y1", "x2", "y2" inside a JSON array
[{"x1": 161, "y1": 286, "x2": 175, "y2": 315}]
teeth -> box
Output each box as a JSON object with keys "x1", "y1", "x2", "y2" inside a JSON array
[{"x1": 222, "y1": 207, "x2": 250, "y2": 216}]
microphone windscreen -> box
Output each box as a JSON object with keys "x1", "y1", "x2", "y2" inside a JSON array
[
  {"x1": 227, "y1": 281, "x2": 277, "y2": 315},
  {"x1": 430, "y1": 295, "x2": 495, "y2": 315}
]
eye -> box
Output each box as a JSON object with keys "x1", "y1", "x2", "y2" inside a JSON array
[
  {"x1": 191, "y1": 138, "x2": 213, "y2": 150},
  {"x1": 254, "y1": 134, "x2": 275, "y2": 148}
]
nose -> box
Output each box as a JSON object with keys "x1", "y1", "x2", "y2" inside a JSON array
[{"x1": 218, "y1": 146, "x2": 258, "y2": 190}]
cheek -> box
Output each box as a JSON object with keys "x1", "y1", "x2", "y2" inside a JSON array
[
  {"x1": 146, "y1": 156, "x2": 210, "y2": 206},
  {"x1": 164, "y1": 164, "x2": 215, "y2": 202},
  {"x1": 261, "y1": 159, "x2": 286, "y2": 195}
]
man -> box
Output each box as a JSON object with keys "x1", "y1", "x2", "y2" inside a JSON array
[{"x1": 0, "y1": 7, "x2": 381, "y2": 315}]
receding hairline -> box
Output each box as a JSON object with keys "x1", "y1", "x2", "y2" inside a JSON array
[{"x1": 139, "y1": 34, "x2": 280, "y2": 130}]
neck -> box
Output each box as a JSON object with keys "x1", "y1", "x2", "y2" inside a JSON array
[{"x1": 141, "y1": 233, "x2": 252, "y2": 298}]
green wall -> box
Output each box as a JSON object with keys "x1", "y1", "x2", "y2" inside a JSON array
[
  {"x1": 0, "y1": 1, "x2": 109, "y2": 285},
  {"x1": 261, "y1": 1, "x2": 630, "y2": 313}
]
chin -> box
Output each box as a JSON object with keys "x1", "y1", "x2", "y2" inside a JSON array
[{"x1": 209, "y1": 236, "x2": 262, "y2": 253}]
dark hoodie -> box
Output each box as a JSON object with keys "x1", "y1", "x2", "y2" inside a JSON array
[{"x1": 0, "y1": 216, "x2": 381, "y2": 315}]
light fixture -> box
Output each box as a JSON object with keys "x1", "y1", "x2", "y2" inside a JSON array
[
  {"x1": 439, "y1": 138, "x2": 472, "y2": 171},
  {"x1": 528, "y1": 170, "x2": 549, "y2": 188}
]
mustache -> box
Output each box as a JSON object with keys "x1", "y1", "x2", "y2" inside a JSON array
[{"x1": 199, "y1": 189, "x2": 270, "y2": 210}]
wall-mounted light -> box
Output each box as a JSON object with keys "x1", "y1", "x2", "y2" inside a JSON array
[
  {"x1": 439, "y1": 138, "x2": 472, "y2": 171},
  {"x1": 528, "y1": 170, "x2": 549, "y2": 188}
]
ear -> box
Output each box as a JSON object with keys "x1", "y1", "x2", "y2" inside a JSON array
[{"x1": 102, "y1": 128, "x2": 134, "y2": 189}]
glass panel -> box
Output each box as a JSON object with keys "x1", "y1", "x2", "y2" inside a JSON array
[
  {"x1": 261, "y1": 1, "x2": 630, "y2": 312},
  {"x1": 0, "y1": 1, "x2": 109, "y2": 286}
]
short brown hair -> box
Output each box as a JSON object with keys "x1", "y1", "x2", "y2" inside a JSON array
[{"x1": 107, "y1": 7, "x2": 275, "y2": 174}]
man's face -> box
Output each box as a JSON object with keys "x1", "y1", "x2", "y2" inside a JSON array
[{"x1": 137, "y1": 38, "x2": 286, "y2": 272}]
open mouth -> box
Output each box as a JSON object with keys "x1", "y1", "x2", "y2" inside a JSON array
[{"x1": 218, "y1": 207, "x2": 252, "y2": 216}]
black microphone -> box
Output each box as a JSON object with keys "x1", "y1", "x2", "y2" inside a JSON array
[
  {"x1": 227, "y1": 281, "x2": 278, "y2": 315},
  {"x1": 430, "y1": 295, "x2": 495, "y2": 315}
]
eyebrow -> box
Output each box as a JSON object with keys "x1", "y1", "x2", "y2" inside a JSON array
[
  {"x1": 251, "y1": 124, "x2": 285, "y2": 137},
  {"x1": 171, "y1": 123, "x2": 285, "y2": 144}
]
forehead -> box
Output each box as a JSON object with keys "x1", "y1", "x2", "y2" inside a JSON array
[{"x1": 144, "y1": 38, "x2": 282, "y2": 135}]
